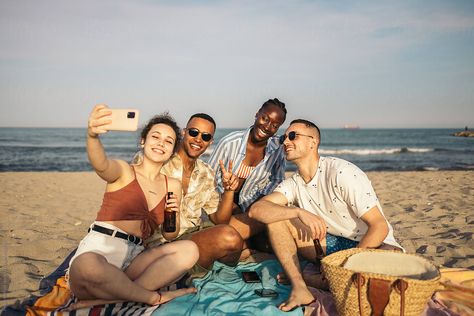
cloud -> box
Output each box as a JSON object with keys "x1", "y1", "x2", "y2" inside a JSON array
[{"x1": 0, "y1": 0, "x2": 473, "y2": 128}]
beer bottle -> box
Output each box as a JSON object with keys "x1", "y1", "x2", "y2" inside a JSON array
[{"x1": 163, "y1": 192, "x2": 176, "y2": 232}]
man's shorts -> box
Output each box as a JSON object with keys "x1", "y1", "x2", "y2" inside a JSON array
[
  {"x1": 175, "y1": 220, "x2": 215, "y2": 241},
  {"x1": 325, "y1": 233, "x2": 359, "y2": 255},
  {"x1": 174, "y1": 221, "x2": 216, "y2": 276}
]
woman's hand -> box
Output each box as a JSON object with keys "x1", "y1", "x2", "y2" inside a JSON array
[
  {"x1": 166, "y1": 192, "x2": 179, "y2": 213},
  {"x1": 88, "y1": 104, "x2": 112, "y2": 138},
  {"x1": 219, "y1": 160, "x2": 238, "y2": 191},
  {"x1": 162, "y1": 188, "x2": 181, "y2": 240}
]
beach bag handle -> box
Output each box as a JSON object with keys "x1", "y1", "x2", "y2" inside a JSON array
[{"x1": 353, "y1": 273, "x2": 408, "y2": 316}]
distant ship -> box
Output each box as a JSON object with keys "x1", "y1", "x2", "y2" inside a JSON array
[{"x1": 343, "y1": 124, "x2": 360, "y2": 129}]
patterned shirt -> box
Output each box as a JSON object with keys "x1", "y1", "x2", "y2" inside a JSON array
[
  {"x1": 274, "y1": 156, "x2": 402, "y2": 249},
  {"x1": 208, "y1": 126, "x2": 286, "y2": 211},
  {"x1": 146, "y1": 154, "x2": 220, "y2": 245}
]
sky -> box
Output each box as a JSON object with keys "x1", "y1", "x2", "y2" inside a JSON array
[{"x1": 0, "y1": 0, "x2": 473, "y2": 129}]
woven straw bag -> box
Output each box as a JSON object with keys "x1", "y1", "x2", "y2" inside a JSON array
[{"x1": 321, "y1": 248, "x2": 440, "y2": 316}]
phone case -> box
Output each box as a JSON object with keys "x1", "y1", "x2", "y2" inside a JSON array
[
  {"x1": 242, "y1": 271, "x2": 261, "y2": 283},
  {"x1": 254, "y1": 289, "x2": 278, "y2": 297},
  {"x1": 107, "y1": 109, "x2": 140, "y2": 131}
]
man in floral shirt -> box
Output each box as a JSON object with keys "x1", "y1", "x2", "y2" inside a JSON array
[{"x1": 147, "y1": 113, "x2": 243, "y2": 273}]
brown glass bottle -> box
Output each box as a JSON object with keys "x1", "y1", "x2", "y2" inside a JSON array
[{"x1": 163, "y1": 192, "x2": 176, "y2": 232}]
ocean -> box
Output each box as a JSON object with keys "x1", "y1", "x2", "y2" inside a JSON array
[{"x1": 0, "y1": 127, "x2": 472, "y2": 172}]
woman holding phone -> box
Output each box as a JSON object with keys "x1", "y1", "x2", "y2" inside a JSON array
[{"x1": 66, "y1": 104, "x2": 198, "y2": 309}]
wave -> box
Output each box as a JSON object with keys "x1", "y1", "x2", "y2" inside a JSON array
[{"x1": 319, "y1": 147, "x2": 434, "y2": 155}]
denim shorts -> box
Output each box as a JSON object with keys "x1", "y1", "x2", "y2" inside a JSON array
[
  {"x1": 325, "y1": 233, "x2": 359, "y2": 255},
  {"x1": 68, "y1": 221, "x2": 145, "y2": 271}
]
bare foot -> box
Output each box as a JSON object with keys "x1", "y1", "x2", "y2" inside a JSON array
[
  {"x1": 278, "y1": 286, "x2": 316, "y2": 312},
  {"x1": 238, "y1": 248, "x2": 257, "y2": 261},
  {"x1": 276, "y1": 272, "x2": 290, "y2": 285},
  {"x1": 277, "y1": 271, "x2": 328, "y2": 290},
  {"x1": 152, "y1": 287, "x2": 197, "y2": 305}
]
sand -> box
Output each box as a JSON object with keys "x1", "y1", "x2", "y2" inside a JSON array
[{"x1": 1, "y1": 171, "x2": 473, "y2": 307}]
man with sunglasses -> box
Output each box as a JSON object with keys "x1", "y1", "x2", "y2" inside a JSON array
[
  {"x1": 146, "y1": 113, "x2": 243, "y2": 277},
  {"x1": 249, "y1": 119, "x2": 403, "y2": 311}
]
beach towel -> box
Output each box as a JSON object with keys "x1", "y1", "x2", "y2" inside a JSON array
[
  {"x1": 435, "y1": 267, "x2": 474, "y2": 315},
  {"x1": 2, "y1": 258, "x2": 307, "y2": 316},
  {"x1": 150, "y1": 260, "x2": 304, "y2": 315},
  {"x1": 2, "y1": 257, "x2": 467, "y2": 316}
]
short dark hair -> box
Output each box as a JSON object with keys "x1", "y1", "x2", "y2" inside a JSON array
[
  {"x1": 260, "y1": 98, "x2": 287, "y2": 120},
  {"x1": 140, "y1": 112, "x2": 182, "y2": 154},
  {"x1": 187, "y1": 113, "x2": 216, "y2": 130},
  {"x1": 290, "y1": 119, "x2": 321, "y2": 141}
]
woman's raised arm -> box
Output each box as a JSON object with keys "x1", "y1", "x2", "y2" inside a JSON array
[{"x1": 86, "y1": 104, "x2": 123, "y2": 183}]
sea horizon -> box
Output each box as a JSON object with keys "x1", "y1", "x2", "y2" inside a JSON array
[
  {"x1": 1, "y1": 127, "x2": 473, "y2": 172},
  {"x1": 0, "y1": 126, "x2": 470, "y2": 129}
]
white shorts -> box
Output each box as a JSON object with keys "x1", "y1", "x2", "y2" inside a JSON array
[{"x1": 68, "y1": 221, "x2": 145, "y2": 271}]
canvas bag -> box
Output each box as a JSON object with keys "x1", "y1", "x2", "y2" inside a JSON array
[{"x1": 321, "y1": 248, "x2": 440, "y2": 316}]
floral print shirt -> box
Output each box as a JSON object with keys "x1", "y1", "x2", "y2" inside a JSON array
[{"x1": 146, "y1": 154, "x2": 219, "y2": 245}]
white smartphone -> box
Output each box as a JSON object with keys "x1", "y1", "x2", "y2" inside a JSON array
[{"x1": 106, "y1": 109, "x2": 140, "y2": 131}]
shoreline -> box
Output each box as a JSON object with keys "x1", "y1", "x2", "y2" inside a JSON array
[{"x1": 1, "y1": 170, "x2": 473, "y2": 307}]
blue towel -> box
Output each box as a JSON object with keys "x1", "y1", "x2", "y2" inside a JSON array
[
  {"x1": 154, "y1": 259, "x2": 303, "y2": 316},
  {"x1": 1, "y1": 252, "x2": 305, "y2": 316}
]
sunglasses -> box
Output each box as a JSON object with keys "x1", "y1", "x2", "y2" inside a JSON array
[
  {"x1": 279, "y1": 131, "x2": 314, "y2": 145},
  {"x1": 186, "y1": 128, "x2": 213, "y2": 142}
]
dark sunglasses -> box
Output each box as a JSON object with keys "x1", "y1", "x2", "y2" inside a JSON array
[
  {"x1": 187, "y1": 128, "x2": 213, "y2": 142},
  {"x1": 279, "y1": 131, "x2": 314, "y2": 145}
]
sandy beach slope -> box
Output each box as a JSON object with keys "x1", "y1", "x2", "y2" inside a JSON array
[{"x1": 1, "y1": 171, "x2": 473, "y2": 307}]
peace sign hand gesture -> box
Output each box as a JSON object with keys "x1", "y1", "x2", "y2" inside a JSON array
[{"x1": 219, "y1": 159, "x2": 238, "y2": 192}]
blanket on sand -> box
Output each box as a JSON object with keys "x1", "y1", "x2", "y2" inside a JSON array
[
  {"x1": 3, "y1": 259, "x2": 305, "y2": 316},
  {"x1": 2, "y1": 256, "x2": 468, "y2": 316}
]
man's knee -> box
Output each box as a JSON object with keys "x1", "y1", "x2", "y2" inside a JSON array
[
  {"x1": 267, "y1": 220, "x2": 290, "y2": 232},
  {"x1": 219, "y1": 225, "x2": 244, "y2": 251},
  {"x1": 191, "y1": 225, "x2": 243, "y2": 253}
]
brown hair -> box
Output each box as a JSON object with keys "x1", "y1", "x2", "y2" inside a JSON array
[
  {"x1": 140, "y1": 112, "x2": 182, "y2": 154},
  {"x1": 290, "y1": 119, "x2": 321, "y2": 142}
]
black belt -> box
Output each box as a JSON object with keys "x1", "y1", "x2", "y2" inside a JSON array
[{"x1": 88, "y1": 224, "x2": 143, "y2": 246}]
